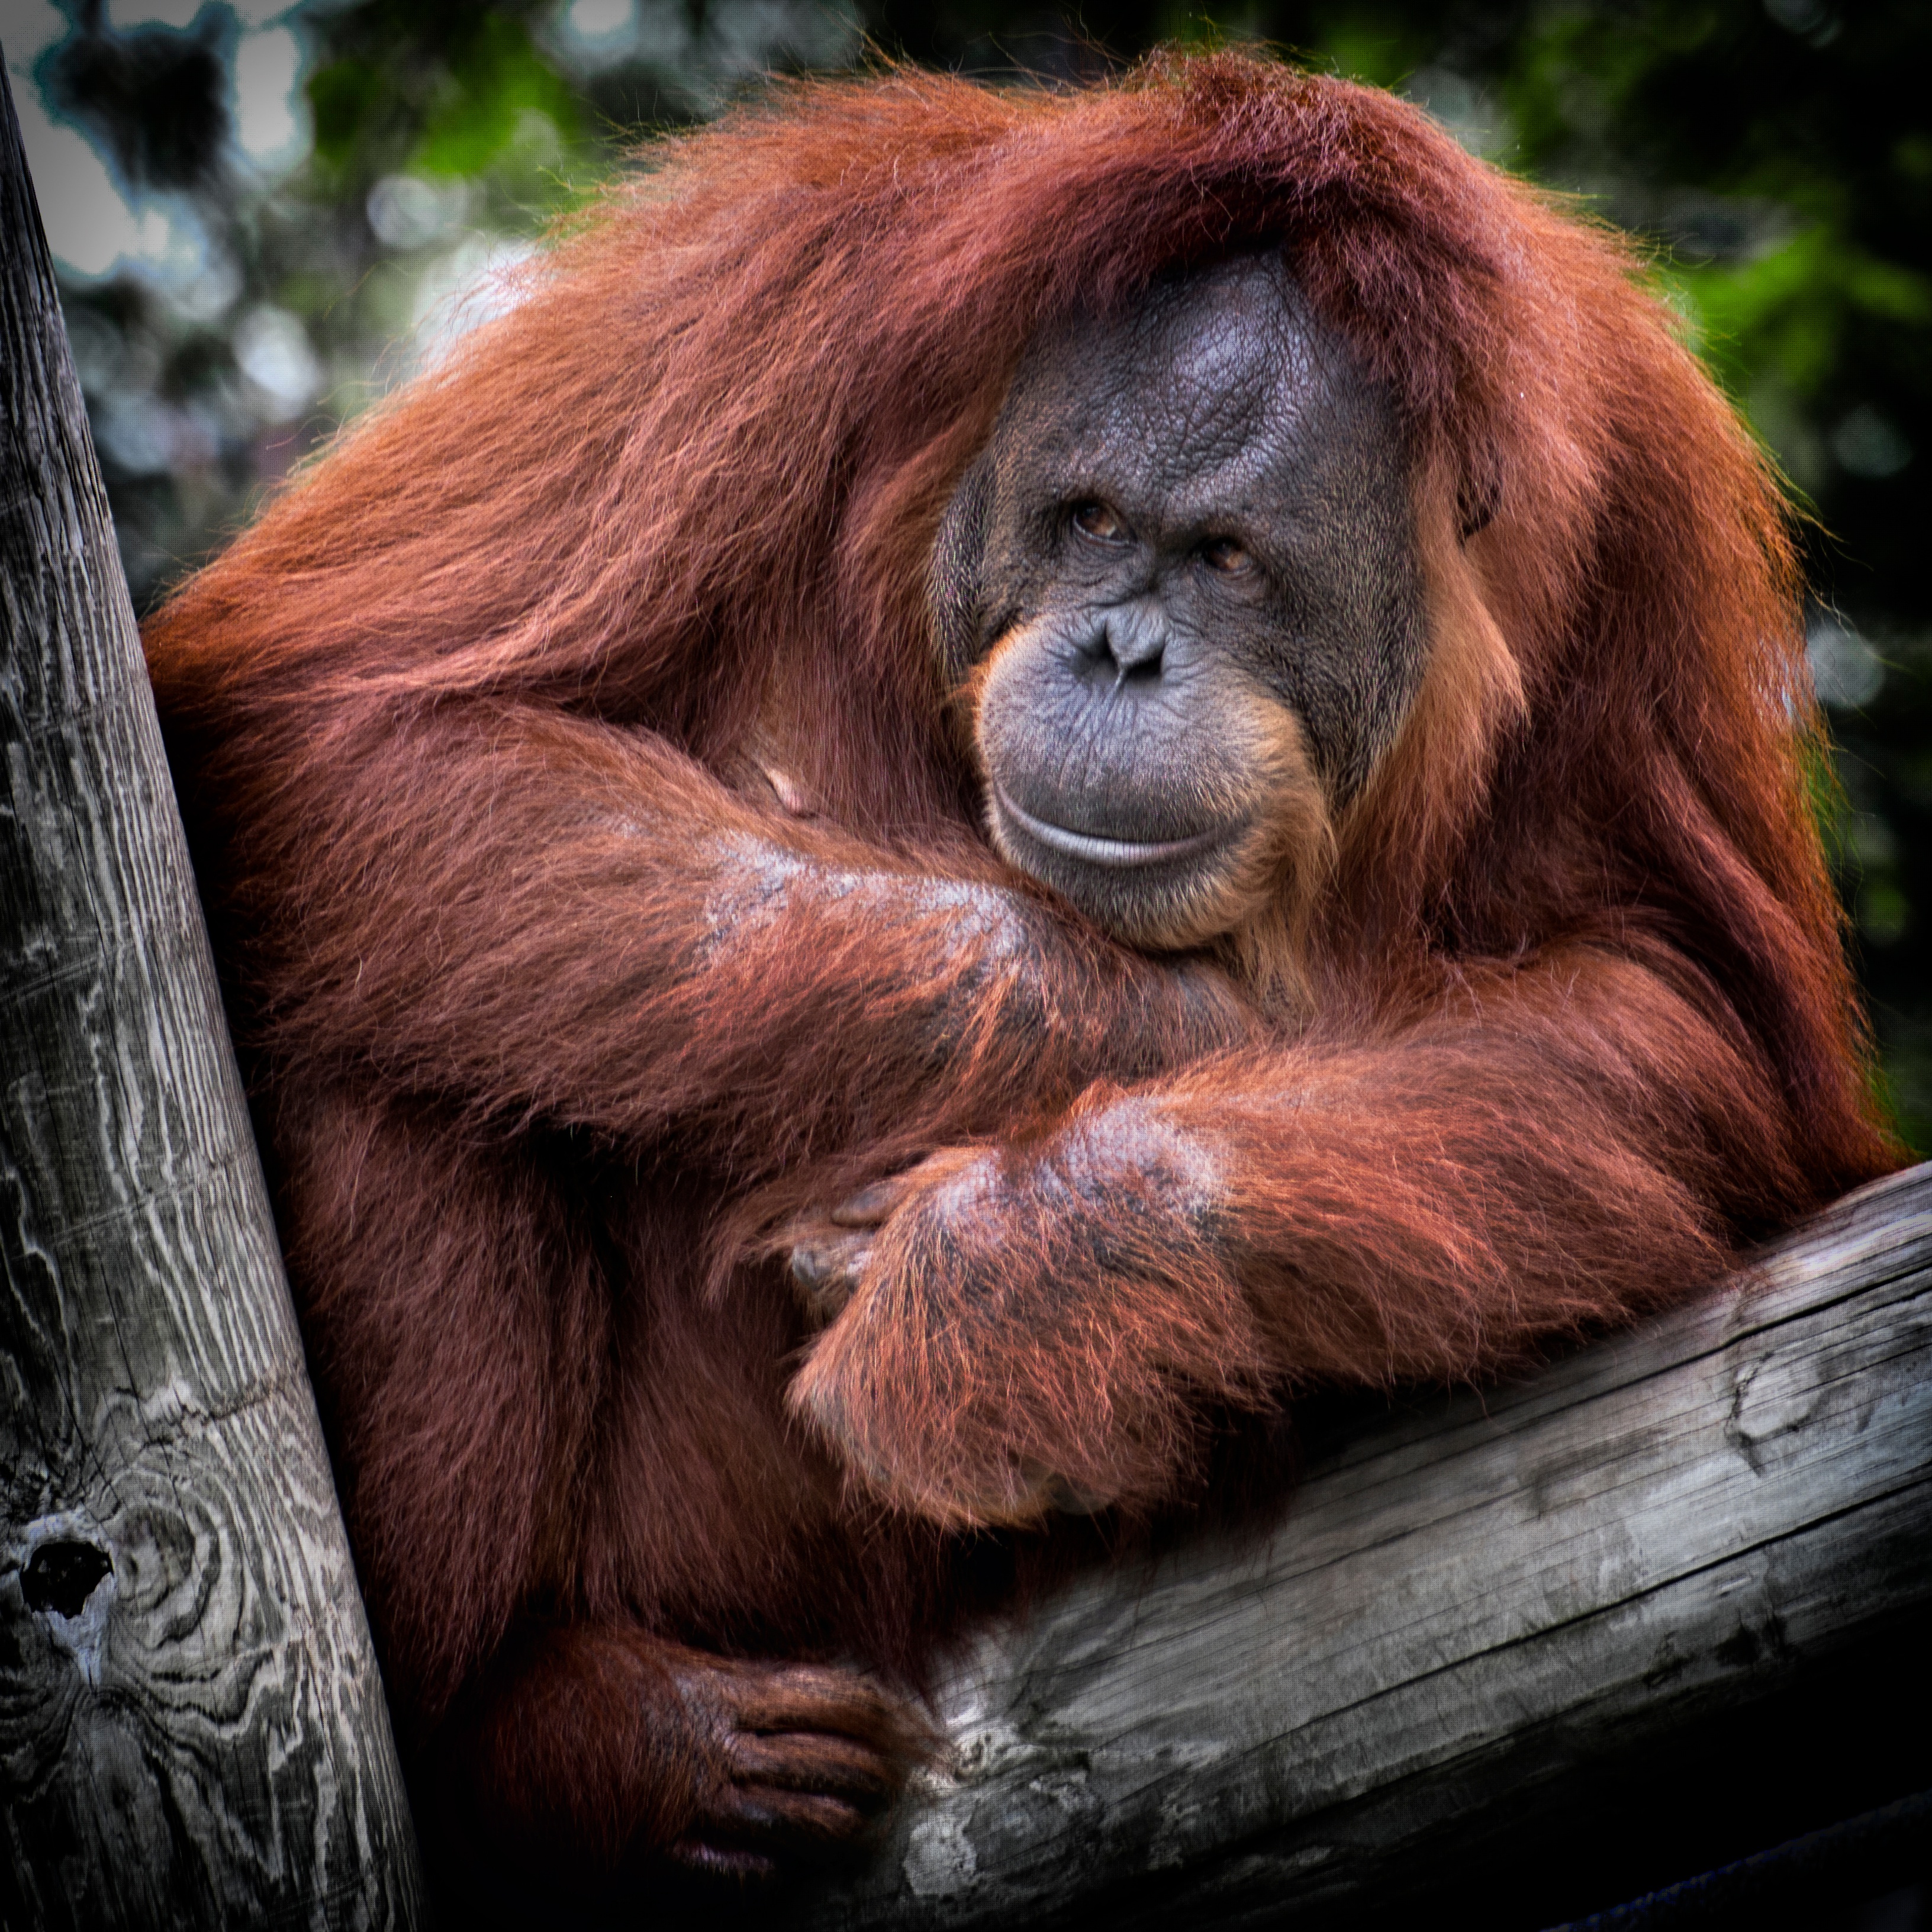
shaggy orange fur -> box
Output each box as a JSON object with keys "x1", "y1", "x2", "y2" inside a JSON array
[{"x1": 143, "y1": 50, "x2": 1899, "y2": 1898}]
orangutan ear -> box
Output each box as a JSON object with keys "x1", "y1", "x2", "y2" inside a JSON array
[{"x1": 929, "y1": 452, "x2": 994, "y2": 685}]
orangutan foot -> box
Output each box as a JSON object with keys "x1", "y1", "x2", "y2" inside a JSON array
[{"x1": 664, "y1": 1652, "x2": 941, "y2": 1881}]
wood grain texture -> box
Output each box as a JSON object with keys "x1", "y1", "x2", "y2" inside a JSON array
[
  {"x1": 798, "y1": 1160, "x2": 1932, "y2": 1930},
  {"x1": 0, "y1": 69, "x2": 426, "y2": 1932}
]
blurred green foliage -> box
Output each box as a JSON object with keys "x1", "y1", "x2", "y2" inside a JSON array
[
  {"x1": 308, "y1": 8, "x2": 583, "y2": 192},
  {"x1": 31, "y1": 0, "x2": 1932, "y2": 1149}
]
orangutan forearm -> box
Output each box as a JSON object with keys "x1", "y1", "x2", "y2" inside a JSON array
[
  {"x1": 788, "y1": 949, "x2": 1816, "y2": 1524},
  {"x1": 252, "y1": 703, "x2": 1252, "y2": 1158}
]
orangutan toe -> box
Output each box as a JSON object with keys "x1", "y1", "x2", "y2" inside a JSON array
[{"x1": 666, "y1": 1655, "x2": 939, "y2": 1873}]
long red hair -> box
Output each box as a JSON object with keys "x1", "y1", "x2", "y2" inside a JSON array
[{"x1": 149, "y1": 49, "x2": 1895, "y2": 1215}]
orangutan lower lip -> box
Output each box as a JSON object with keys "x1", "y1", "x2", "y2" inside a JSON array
[{"x1": 995, "y1": 785, "x2": 1231, "y2": 868}]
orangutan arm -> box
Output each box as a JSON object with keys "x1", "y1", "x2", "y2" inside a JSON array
[
  {"x1": 784, "y1": 945, "x2": 1818, "y2": 1525},
  {"x1": 253, "y1": 701, "x2": 1250, "y2": 1164}
]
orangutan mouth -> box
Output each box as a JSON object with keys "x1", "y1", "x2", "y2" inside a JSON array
[{"x1": 994, "y1": 785, "x2": 1235, "y2": 870}]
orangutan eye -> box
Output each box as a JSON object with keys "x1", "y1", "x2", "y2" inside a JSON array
[
  {"x1": 1071, "y1": 501, "x2": 1131, "y2": 544},
  {"x1": 1201, "y1": 536, "x2": 1254, "y2": 575}
]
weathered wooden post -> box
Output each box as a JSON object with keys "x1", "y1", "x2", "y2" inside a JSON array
[{"x1": 0, "y1": 65, "x2": 426, "y2": 1930}]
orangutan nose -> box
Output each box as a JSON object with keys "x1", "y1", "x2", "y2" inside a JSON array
[{"x1": 1076, "y1": 602, "x2": 1168, "y2": 687}]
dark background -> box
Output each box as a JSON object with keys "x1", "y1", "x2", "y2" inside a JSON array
[{"x1": 8, "y1": 0, "x2": 1928, "y2": 1147}]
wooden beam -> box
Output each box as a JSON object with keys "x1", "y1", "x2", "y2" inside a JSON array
[
  {"x1": 0, "y1": 67, "x2": 426, "y2": 1930},
  {"x1": 801, "y1": 1161, "x2": 1932, "y2": 1929}
]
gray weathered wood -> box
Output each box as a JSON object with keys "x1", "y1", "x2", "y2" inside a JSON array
[
  {"x1": 0, "y1": 65, "x2": 427, "y2": 1931},
  {"x1": 804, "y1": 1160, "x2": 1932, "y2": 1928}
]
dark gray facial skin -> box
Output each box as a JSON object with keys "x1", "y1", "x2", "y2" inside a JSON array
[{"x1": 932, "y1": 253, "x2": 1427, "y2": 949}]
